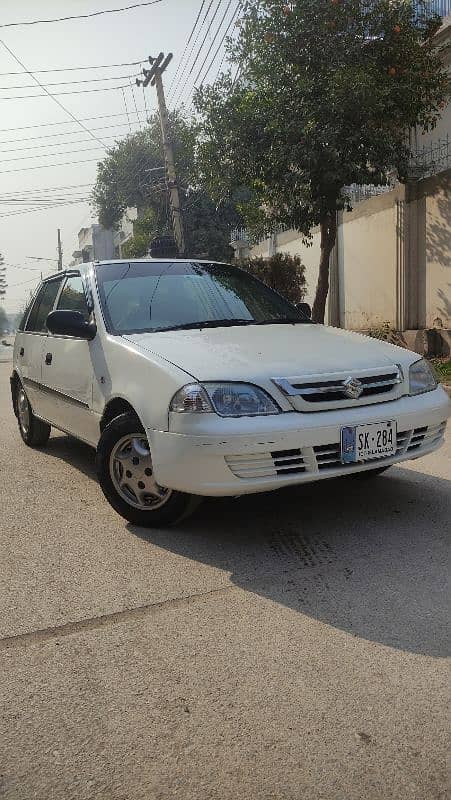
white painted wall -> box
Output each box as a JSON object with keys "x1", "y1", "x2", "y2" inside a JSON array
[
  {"x1": 245, "y1": 173, "x2": 450, "y2": 332},
  {"x1": 338, "y1": 203, "x2": 398, "y2": 330},
  {"x1": 425, "y1": 183, "x2": 451, "y2": 328}
]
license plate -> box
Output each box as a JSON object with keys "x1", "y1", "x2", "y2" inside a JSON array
[{"x1": 341, "y1": 421, "x2": 396, "y2": 463}]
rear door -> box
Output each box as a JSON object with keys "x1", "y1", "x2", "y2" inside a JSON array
[
  {"x1": 19, "y1": 277, "x2": 64, "y2": 418},
  {"x1": 39, "y1": 272, "x2": 98, "y2": 445}
]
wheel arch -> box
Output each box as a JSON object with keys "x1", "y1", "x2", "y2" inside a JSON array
[
  {"x1": 10, "y1": 369, "x2": 22, "y2": 417},
  {"x1": 100, "y1": 396, "x2": 143, "y2": 432}
]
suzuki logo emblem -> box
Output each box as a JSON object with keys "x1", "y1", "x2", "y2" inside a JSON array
[{"x1": 343, "y1": 376, "x2": 363, "y2": 399}]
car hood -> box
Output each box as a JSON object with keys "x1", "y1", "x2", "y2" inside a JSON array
[{"x1": 123, "y1": 324, "x2": 415, "y2": 383}]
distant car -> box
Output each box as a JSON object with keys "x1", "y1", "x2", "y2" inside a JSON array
[{"x1": 11, "y1": 259, "x2": 451, "y2": 526}]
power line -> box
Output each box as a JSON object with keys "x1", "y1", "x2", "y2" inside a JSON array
[
  {"x1": 0, "y1": 131, "x2": 140, "y2": 153},
  {"x1": 0, "y1": 39, "x2": 107, "y2": 149},
  {"x1": 0, "y1": 118, "x2": 143, "y2": 144},
  {"x1": 0, "y1": 73, "x2": 140, "y2": 89},
  {"x1": 168, "y1": 0, "x2": 214, "y2": 104},
  {"x1": 199, "y1": 1, "x2": 242, "y2": 87},
  {"x1": 6, "y1": 275, "x2": 46, "y2": 287},
  {"x1": 1, "y1": 145, "x2": 104, "y2": 163},
  {"x1": 190, "y1": 0, "x2": 236, "y2": 93},
  {"x1": 0, "y1": 158, "x2": 101, "y2": 175},
  {"x1": 129, "y1": 78, "x2": 142, "y2": 128},
  {"x1": 0, "y1": 59, "x2": 146, "y2": 76},
  {"x1": 167, "y1": 0, "x2": 206, "y2": 94},
  {"x1": 172, "y1": 0, "x2": 229, "y2": 108},
  {"x1": 0, "y1": 1, "x2": 164, "y2": 29},
  {"x1": 211, "y1": 0, "x2": 246, "y2": 82},
  {"x1": 4, "y1": 264, "x2": 57, "y2": 276},
  {"x1": 0, "y1": 183, "x2": 94, "y2": 196},
  {"x1": 0, "y1": 110, "x2": 145, "y2": 133},
  {"x1": 122, "y1": 87, "x2": 133, "y2": 134},
  {"x1": 0, "y1": 83, "x2": 135, "y2": 100},
  {"x1": 0, "y1": 199, "x2": 89, "y2": 221},
  {"x1": 172, "y1": 1, "x2": 223, "y2": 107}
]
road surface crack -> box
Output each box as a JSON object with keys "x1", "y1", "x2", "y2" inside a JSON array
[{"x1": 0, "y1": 585, "x2": 233, "y2": 651}]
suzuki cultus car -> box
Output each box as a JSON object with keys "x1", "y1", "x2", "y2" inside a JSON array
[{"x1": 11, "y1": 259, "x2": 450, "y2": 526}]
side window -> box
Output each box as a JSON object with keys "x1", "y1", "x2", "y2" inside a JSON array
[
  {"x1": 25, "y1": 279, "x2": 63, "y2": 333},
  {"x1": 57, "y1": 275, "x2": 89, "y2": 320},
  {"x1": 17, "y1": 294, "x2": 36, "y2": 331}
]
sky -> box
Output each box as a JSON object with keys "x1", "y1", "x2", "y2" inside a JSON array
[{"x1": 0, "y1": 0, "x2": 235, "y2": 314}]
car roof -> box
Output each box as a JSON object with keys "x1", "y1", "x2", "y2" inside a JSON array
[
  {"x1": 41, "y1": 258, "x2": 232, "y2": 283},
  {"x1": 93, "y1": 258, "x2": 229, "y2": 265}
]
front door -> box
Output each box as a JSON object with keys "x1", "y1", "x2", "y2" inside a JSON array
[
  {"x1": 39, "y1": 273, "x2": 99, "y2": 446},
  {"x1": 20, "y1": 276, "x2": 64, "y2": 418}
]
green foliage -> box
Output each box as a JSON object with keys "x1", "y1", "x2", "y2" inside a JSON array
[
  {"x1": 431, "y1": 358, "x2": 451, "y2": 383},
  {"x1": 239, "y1": 252, "x2": 307, "y2": 304},
  {"x1": 366, "y1": 320, "x2": 402, "y2": 344},
  {"x1": 194, "y1": 0, "x2": 448, "y2": 240},
  {"x1": 122, "y1": 208, "x2": 159, "y2": 258},
  {"x1": 92, "y1": 111, "x2": 242, "y2": 262}
]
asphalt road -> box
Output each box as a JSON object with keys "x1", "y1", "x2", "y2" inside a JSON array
[{"x1": 0, "y1": 360, "x2": 449, "y2": 800}]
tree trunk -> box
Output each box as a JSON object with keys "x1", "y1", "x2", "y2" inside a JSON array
[{"x1": 311, "y1": 212, "x2": 337, "y2": 324}]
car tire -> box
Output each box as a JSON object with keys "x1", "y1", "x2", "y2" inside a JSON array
[
  {"x1": 96, "y1": 412, "x2": 200, "y2": 527},
  {"x1": 15, "y1": 382, "x2": 51, "y2": 447},
  {"x1": 347, "y1": 465, "x2": 391, "y2": 479}
]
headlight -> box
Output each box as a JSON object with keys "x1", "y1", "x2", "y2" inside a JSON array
[
  {"x1": 170, "y1": 382, "x2": 280, "y2": 416},
  {"x1": 409, "y1": 358, "x2": 438, "y2": 396}
]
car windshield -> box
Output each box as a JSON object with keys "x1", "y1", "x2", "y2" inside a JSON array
[{"x1": 95, "y1": 261, "x2": 310, "y2": 335}]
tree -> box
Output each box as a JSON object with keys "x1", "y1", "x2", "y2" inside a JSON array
[
  {"x1": 194, "y1": 0, "x2": 448, "y2": 322},
  {"x1": 0, "y1": 252, "x2": 6, "y2": 296},
  {"x1": 92, "y1": 111, "x2": 243, "y2": 261},
  {"x1": 0, "y1": 306, "x2": 8, "y2": 333},
  {"x1": 239, "y1": 252, "x2": 307, "y2": 304}
]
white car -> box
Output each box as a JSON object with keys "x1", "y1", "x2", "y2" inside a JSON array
[{"x1": 11, "y1": 259, "x2": 450, "y2": 527}]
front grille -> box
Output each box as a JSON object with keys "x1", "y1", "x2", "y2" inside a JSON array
[
  {"x1": 272, "y1": 366, "x2": 403, "y2": 411},
  {"x1": 225, "y1": 448, "x2": 305, "y2": 479},
  {"x1": 284, "y1": 371, "x2": 400, "y2": 404}
]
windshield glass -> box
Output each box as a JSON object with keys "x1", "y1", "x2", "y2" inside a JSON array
[{"x1": 96, "y1": 261, "x2": 308, "y2": 334}]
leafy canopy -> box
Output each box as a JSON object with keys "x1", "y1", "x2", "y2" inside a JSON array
[
  {"x1": 194, "y1": 0, "x2": 448, "y2": 238},
  {"x1": 92, "y1": 111, "x2": 243, "y2": 261}
]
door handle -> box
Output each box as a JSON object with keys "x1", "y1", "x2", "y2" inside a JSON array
[{"x1": 45, "y1": 352, "x2": 53, "y2": 365}]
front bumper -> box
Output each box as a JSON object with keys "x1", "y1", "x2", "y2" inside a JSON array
[{"x1": 148, "y1": 387, "x2": 451, "y2": 496}]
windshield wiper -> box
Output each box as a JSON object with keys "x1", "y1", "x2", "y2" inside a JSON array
[
  {"x1": 255, "y1": 317, "x2": 312, "y2": 325},
  {"x1": 153, "y1": 318, "x2": 255, "y2": 332}
]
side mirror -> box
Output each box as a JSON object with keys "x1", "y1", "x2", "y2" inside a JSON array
[
  {"x1": 296, "y1": 302, "x2": 312, "y2": 320},
  {"x1": 46, "y1": 310, "x2": 96, "y2": 341}
]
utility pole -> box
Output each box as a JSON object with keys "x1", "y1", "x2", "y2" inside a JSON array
[
  {"x1": 137, "y1": 53, "x2": 186, "y2": 256},
  {"x1": 57, "y1": 228, "x2": 63, "y2": 271}
]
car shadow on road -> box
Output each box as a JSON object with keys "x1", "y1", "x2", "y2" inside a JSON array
[
  {"x1": 128, "y1": 467, "x2": 450, "y2": 658},
  {"x1": 43, "y1": 432, "x2": 449, "y2": 658},
  {"x1": 45, "y1": 434, "x2": 97, "y2": 480}
]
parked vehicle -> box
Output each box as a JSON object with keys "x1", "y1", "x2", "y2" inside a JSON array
[{"x1": 11, "y1": 259, "x2": 450, "y2": 526}]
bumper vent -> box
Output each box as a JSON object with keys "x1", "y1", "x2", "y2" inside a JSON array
[{"x1": 225, "y1": 448, "x2": 305, "y2": 479}]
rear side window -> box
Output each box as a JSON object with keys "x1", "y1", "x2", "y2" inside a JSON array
[
  {"x1": 57, "y1": 275, "x2": 89, "y2": 320},
  {"x1": 25, "y1": 278, "x2": 63, "y2": 333},
  {"x1": 17, "y1": 295, "x2": 36, "y2": 331}
]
